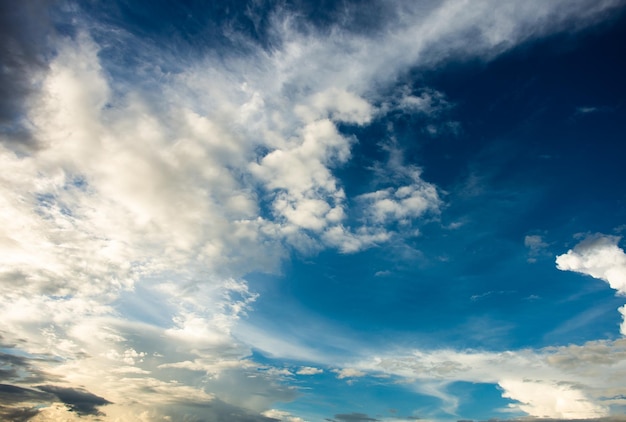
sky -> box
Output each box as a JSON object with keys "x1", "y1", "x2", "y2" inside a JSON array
[{"x1": 1, "y1": 0, "x2": 626, "y2": 421}]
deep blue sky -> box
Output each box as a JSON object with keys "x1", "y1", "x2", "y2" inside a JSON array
[
  {"x1": 249, "y1": 8, "x2": 626, "y2": 351},
  {"x1": 1, "y1": 1, "x2": 626, "y2": 421}
]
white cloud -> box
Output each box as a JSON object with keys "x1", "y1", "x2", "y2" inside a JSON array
[
  {"x1": 322, "y1": 224, "x2": 391, "y2": 253},
  {"x1": 499, "y1": 379, "x2": 608, "y2": 418},
  {"x1": 556, "y1": 234, "x2": 626, "y2": 337},
  {"x1": 348, "y1": 340, "x2": 626, "y2": 419},
  {"x1": 357, "y1": 135, "x2": 442, "y2": 232},
  {"x1": 576, "y1": 106, "x2": 600, "y2": 115},
  {"x1": 556, "y1": 234, "x2": 626, "y2": 295},
  {"x1": 235, "y1": 333, "x2": 623, "y2": 419},
  {"x1": 394, "y1": 88, "x2": 451, "y2": 116},
  {"x1": 262, "y1": 408, "x2": 307, "y2": 422},
  {"x1": 525, "y1": 234, "x2": 549, "y2": 263},
  {"x1": 359, "y1": 178, "x2": 440, "y2": 225},
  {"x1": 333, "y1": 368, "x2": 367, "y2": 379},
  {"x1": 296, "y1": 366, "x2": 324, "y2": 375},
  {"x1": 299, "y1": 88, "x2": 375, "y2": 125}
]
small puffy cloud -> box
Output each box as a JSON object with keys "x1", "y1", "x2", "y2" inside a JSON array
[
  {"x1": 525, "y1": 234, "x2": 549, "y2": 263},
  {"x1": 322, "y1": 225, "x2": 391, "y2": 254},
  {"x1": 359, "y1": 168, "x2": 441, "y2": 225},
  {"x1": 296, "y1": 366, "x2": 323, "y2": 375},
  {"x1": 446, "y1": 221, "x2": 464, "y2": 230},
  {"x1": 395, "y1": 88, "x2": 450, "y2": 116},
  {"x1": 332, "y1": 368, "x2": 366, "y2": 379},
  {"x1": 103, "y1": 348, "x2": 146, "y2": 365},
  {"x1": 556, "y1": 234, "x2": 626, "y2": 295},
  {"x1": 525, "y1": 234, "x2": 547, "y2": 248}
]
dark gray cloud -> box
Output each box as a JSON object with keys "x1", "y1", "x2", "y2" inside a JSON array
[
  {"x1": 37, "y1": 385, "x2": 111, "y2": 416},
  {"x1": 0, "y1": 350, "x2": 58, "y2": 385},
  {"x1": 0, "y1": 383, "x2": 52, "y2": 404},
  {"x1": 0, "y1": 405, "x2": 40, "y2": 422},
  {"x1": 1, "y1": 364, "x2": 112, "y2": 418},
  {"x1": 0, "y1": 340, "x2": 56, "y2": 415},
  {"x1": 333, "y1": 413, "x2": 380, "y2": 422},
  {"x1": 0, "y1": 384, "x2": 52, "y2": 421},
  {"x1": 0, "y1": 0, "x2": 56, "y2": 148}
]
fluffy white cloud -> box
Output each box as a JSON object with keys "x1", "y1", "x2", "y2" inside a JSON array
[
  {"x1": 296, "y1": 366, "x2": 324, "y2": 375},
  {"x1": 556, "y1": 234, "x2": 626, "y2": 337},
  {"x1": 333, "y1": 368, "x2": 367, "y2": 379},
  {"x1": 500, "y1": 379, "x2": 608, "y2": 419},
  {"x1": 556, "y1": 235, "x2": 626, "y2": 295},
  {"x1": 359, "y1": 172, "x2": 440, "y2": 225}
]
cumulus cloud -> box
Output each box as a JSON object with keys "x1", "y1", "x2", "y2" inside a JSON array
[
  {"x1": 296, "y1": 366, "x2": 324, "y2": 375},
  {"x1": 332, "y1": 368, "x2": 367, "y2": 379},
  {"x1": 525, "y1": 234, "x2": 549, "y2": 263},
  {"x1": 359, "y1": 172, "x2": 441, "y2": 225},
  {"x1": 499, "y1": 379, "x2": 608, "y2": 419},
  {"x1": 556, "y1": 234, "x2": 626, "y2": 335},
  {"x1": 556, "y1": 234, "x2": 626, "y2": 295}
]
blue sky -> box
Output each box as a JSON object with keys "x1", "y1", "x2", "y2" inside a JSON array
[{"x1": 1, "y1": 1, "x2": 626, "y2": 421}]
